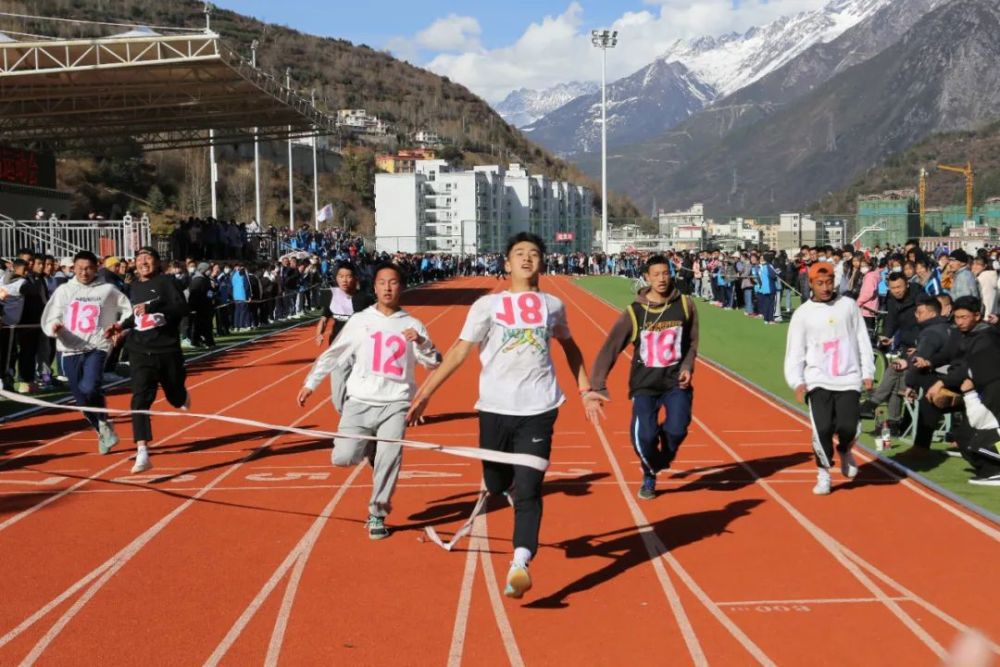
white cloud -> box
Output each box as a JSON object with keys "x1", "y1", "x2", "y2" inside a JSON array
[
  {"x1": 415, "y1": 14, "x2": 483, "y2": 52},
  {"x1": 391, "y1": 0, "x2": 830, "y2": 102}
]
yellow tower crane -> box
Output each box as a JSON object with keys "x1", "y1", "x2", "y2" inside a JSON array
[
  {"x1": 937, "y1": 161, "x2": 975, "y2": 220},
  {"x1": 919, "y1": 167, "x2": 927, "y2": 236}
]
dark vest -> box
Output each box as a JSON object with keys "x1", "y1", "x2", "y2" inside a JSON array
[{"x1": 627, "y1": 296, "x2": 692, "y2": 397}]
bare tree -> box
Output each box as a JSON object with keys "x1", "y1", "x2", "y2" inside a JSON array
[{"x1": 180, "y1": 147, "x2": 209, "y2": 217}]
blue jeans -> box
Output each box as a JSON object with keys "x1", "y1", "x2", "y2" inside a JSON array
[
  {"x1": 630, "y1": 387, "x2": 694, "y2": 476},
  {"x1": 743, "y1": 287, "x2": 754, "y2": 314},
  {"x1": 62, "y1": 349, "x2": 108, "y2": 430}
]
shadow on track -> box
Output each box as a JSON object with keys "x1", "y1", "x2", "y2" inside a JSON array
[
  {"x1": 403, "y1": 287, "x2": 493, "y2": 307},
  {"x1": 396, "y1": 472, "x2": 610, "y2": 536},
  {"x1": 663, "y1": 452, "x2": 813, "y2": 495},
  {"x1": 525, "y1": 498, "x2": 765, "y2": 609}
]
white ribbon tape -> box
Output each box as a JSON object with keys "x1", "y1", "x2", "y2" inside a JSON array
[{"x1": 0, "y1": 384, "x2": 550, "y2": 472}]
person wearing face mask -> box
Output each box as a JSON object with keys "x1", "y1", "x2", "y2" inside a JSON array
[{"x1": 856, "y1": 258, "x2": 880, "y2": 332}]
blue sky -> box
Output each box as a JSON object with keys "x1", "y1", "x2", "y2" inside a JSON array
[
  {"x1": 215, "y1": 1, "x2": 827, "y2": 102},
  {"x1": 216, "y1": 1, "x2": 627, "y2": 50}
]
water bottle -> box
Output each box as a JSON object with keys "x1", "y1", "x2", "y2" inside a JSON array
[{"x1": 878, "y1": 420, "x2": 891, "y2": 452}]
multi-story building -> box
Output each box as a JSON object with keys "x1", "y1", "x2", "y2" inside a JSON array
[
  {"x1": 856, "y1": 191, "x2": 918, "y2": 248},
  {"x1": 658, "y1": 203, "x2": 704, "y2": 238},
  {"x1": 375, "y1": 148, "x2": 438, "y2": 174},
  {"x1": 375, "y1": 161, "x2": 593, "y2": 254},
  {"x1": 776, "y1": 213, "x2": 827, "y2": 251},
  {"x1": 414, "y1": 130, "x2": 442, "y2": 146},
  {"x1": 336, "y1": 109, "x2": 389, "y2": 135}
]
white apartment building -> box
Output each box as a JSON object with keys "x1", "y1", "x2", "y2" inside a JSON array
[
  {"x1": 336, "y1": 108, "x2": 389, "y2": 135},
  {"x1": 375, "y1": 161, "x2": 593, "y2": 254},
  {"x1": 776, "y1": 213, "x2": 827, "y2": 252},
  {"x1": 658, "y1": 203, "x2": 705, "y2": 237}
]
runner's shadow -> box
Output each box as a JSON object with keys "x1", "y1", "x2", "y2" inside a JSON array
[
  {"x1": 0, "y1": 451, "x2": 80, "y2": 471},
  {"x1": 663, "y1": 452, "x2": 812, "y2": 495},
  {"x1": 833, "y1": 460, "x2": 903, "y2": 493},
  {"x1": 155, "y1": 428, "x2": 279, "y2": 454},
  {"x1": 397, "y1": 472, "x2": 610, "y2": 534},
  {"x1": 525, "y1": 498, "x2": 765, "y2": 609},
  {"x1": 0, "y1": 418, "x2": 85, "y2": 450}
]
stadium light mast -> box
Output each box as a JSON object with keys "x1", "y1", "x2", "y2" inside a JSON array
[
  {"x1": 311, "y1": 89, "x2": 320, "y2": 231},
  {"x1": 251, "y1": 40, "x2": 262, "y2": 228},
  {"x1": 209, "y1": 129, "x2": 218, "y2": 219},
  {"x1": 286, "y1": 67, "x2": 294, "y2": 232},
  {"x1": 591, "y1": 28, "x2": 618, "y2": 254}
]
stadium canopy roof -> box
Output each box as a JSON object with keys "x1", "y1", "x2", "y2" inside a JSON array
[{"x1": 0, "y1": 29, "x2": 338, "y2": 151}]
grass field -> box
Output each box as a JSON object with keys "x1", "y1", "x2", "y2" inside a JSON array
[{"x1": 575, "y1": 275, "x2": 1000, "y2": 517}]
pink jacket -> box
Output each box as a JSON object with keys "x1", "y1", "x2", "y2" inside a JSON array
[{"x1": 857, "y1": 270, "x2": 880, "y2": 318}]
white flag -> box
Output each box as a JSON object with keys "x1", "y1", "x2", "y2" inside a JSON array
[{"x1": 317, "y1": 203, "x2": 334, "y2": 222}]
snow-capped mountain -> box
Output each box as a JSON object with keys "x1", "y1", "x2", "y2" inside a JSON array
[
  {"x1": 524, "y1": 0, "x2": 893, "y2": 155},
  {"x1": 522, "y1": 61, "x2": 714, "y2": 156},
  {"x1": 494, "y1": 81, "x2": 598, "y2": 128},
  {"x1": 659, "y1": 0, "x2": 892, "y2": 96}
]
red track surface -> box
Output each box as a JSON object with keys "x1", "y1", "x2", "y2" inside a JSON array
[{"x1": 2, "y1": 276, "x2": 998, "y2": 666}]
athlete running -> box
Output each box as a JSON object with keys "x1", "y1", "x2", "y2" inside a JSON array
[
  {"x1": 298, "y1": 262, "x2": 441, "y2": 539},
  {"x1": 105, "y1": 246, "x2": 191, "y2": 474},
  {"x1": 406, "y1": 232, "x2": 592, "y2": 599},
  {"x1": 784, "y1": 262, "x2": 874, "y2": 494},
  {"x1": 40, "y1": 250, "x2": 132, "y2": 453},
  {"x1": 586, "y1": 254, "x2": 699, "y2": 500},
  {"x1": 314, "y1": 261, "x2": 373, "y2": 412}
]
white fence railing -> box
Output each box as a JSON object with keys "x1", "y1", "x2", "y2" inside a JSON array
[{"x1": 0, "y1": 214, "x2": 151, "y2": 260}]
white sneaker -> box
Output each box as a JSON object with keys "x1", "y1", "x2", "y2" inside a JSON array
[
  {"x1": 131, "y1": 449, "x2": 152, "y2": 474},
  {"x1": 813, "y1": 468, "x2": 831, "y2": 495},
  {"x1": 840, "y1": 451, "x2": 858, "y2": 479},
  {"x1": 97, "y1": 420, "x2": 119, "y2": 455},
  {"x1": 503, "y1": 563, "x2": 532, "y2": 599},
  {"x1": 180, "y1": 393, "x2": 191, "y2": 411},
  {"x1": 969, "y1": 474, "x2": 1000, "y2": 486}
]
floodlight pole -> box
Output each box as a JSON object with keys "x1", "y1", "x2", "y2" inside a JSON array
[
  {"x1": 312, "y1": 89, "x2": 319, "y2": 231},
  {"x1": 591, "y1": 29, "x2": 618, "y2": 254},
  {"x1": 204, "y1": 2, "x2": 211, "y2": 32},
  {"x1": 286, "y1": 68, "x2": 294, "y2": 232},
  {"x1": 251, "y1": 40, "x2": 262, "y2": 229},
  {"x1": 209, "y1": 128, "x2": 218, "y2": 219}
]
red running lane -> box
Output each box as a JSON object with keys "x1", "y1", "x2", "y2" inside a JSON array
[{"x1": 2, "y1": 276, "x2": 996, "y2": 665}]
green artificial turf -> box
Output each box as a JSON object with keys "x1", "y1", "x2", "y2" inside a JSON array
[{"x1": 574, "y1": 275, "x2": 1000, "y2": 518}]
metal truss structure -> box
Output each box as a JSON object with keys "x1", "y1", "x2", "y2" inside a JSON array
[{"x1": 0, "y1": 30, "x2": 339, "y2": 150}]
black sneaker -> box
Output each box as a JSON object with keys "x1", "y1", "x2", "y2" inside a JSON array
[
  {"x1": 637, "y1": 475, "x2": 656, "y2": 500},
  {"x1": 969, "y1": 474, "x2": 1000, "y2": 486},
  {"x1": 366, "y1": 515, "x2": 389, "y2": 540}
]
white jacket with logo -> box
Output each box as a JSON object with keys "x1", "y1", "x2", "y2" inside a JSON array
[
  {"x1": 304, "y1": 306, "x2": 441, "y2": 405},
  {"x1": 784, "y1": 296, "x2": 875, "y2": 393},
  {"x1": 40, "y1": 277, "x2": 133, "y2": 355}
]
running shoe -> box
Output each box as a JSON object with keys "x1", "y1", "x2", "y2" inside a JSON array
[
  {"x1": 968, "y1": 474, "x2": 1000, "y2": 486},
  {"x1": 367, "y1": 515, "x2": 389, "y2": 540},
  {"x1": 813, "y1": 468, "x2": 831, "y2": 495},
  {"x1": 131, "y1": 449, "x2": 152, "y2": 474},
  {"x1": 503, "y1": 563, "x2": 532, "y2": 599},
  {"x1": 840, "y1": 451, "x2": 858, "y2": 479},
  {"x1": 944, "y1": 447, "x2": 963, "y2": 458},
  {"x1": 637, "y1": 475, "x2": 656, "y2": 501},
  {"x1": 97, "y1": 420, "x2": 119, "y2": 455}
]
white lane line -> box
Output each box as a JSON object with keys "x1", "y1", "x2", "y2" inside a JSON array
[
  {"x1": 0, "y1": 360, "x2": 312, "y2": 535},
  {"x1": 697, "y1": 359, "x2": 1000, "y2": 542},
  {"x1": 446, "y1": 509, "x2": 481, "y2": 667},
  {"x1": 0, "y1": 384, "x2": 327, "y2": 658},
  {"x1": 476, "y1": 510, "x2": 525, "y2": 667},
  {"x1": 693, "y1": 415, "x2": 948, "y2": 660},
  {"x1": 722, "y1": 429, "x2": 807, "y2": 433},
  {"x1": 716, "y1": 597, "x2": 911, "y2": 607}
]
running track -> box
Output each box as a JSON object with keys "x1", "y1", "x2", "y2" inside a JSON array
[{"x1": 1, "y1": 276, "x2": 997, "y2": 666}]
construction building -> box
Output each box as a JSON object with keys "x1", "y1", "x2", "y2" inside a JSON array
[{"x1": 856, "y1": 191, "x2": 919, "y2": 247}]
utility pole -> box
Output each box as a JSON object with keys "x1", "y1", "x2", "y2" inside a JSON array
[
  {"x1": 591, "y1": 29, "x2": 618, "y2": 254},
  {"x1": 286, "y1": 67, "x2": 294, "y2": 232},
  {"x1": 312, "y1": 89, "x2": 319, "y2": 230},
  {"x1": 251, "y1": 40, "x2": 262, "y2": 228}
]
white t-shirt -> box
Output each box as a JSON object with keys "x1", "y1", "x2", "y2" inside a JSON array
[{"x1": 459, "y1": 290, "x2": 571, "y2": 416}]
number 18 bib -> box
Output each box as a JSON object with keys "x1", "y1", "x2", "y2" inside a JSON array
[
  {"x1": 492, "y1": 292, "x2": 547, "y2": 329},
  {"x1": 638, "y1": 327, "x2": 683, "y2": 368}
]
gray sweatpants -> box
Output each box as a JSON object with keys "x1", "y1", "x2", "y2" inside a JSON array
[
  {"x1": 870, "y1": 364, "x2": 905, "y2": 421},
  {"x1": 330, "y1": 364, "x2": 350, "y2": 413},
  {"x1": 333, "y1": 399, "x2": 408, "y2": 518}
]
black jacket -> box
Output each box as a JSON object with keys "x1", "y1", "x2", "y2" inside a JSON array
[
  {"x1": 123, "y1": 273, "x2": 188, "y2": 353},
  {"x1": 943, "y1": 323, "x2": 1000, "y2": 390},
  {"x1": 884, "y1": 289, "x2": 919, "y2": 349},
  {"x1": 905, "y1": 316, "x2": 961, "y2": 388}
]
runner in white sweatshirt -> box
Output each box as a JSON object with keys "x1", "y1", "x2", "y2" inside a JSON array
[
  {"x1": 784, "y1": 262, "x2": 875, "y2": 495},
  {"x1": 297, "y1": 262, "x2": 440, "y2": 539},
  {"x1": 40, "y1": 251, "x2": 132, "y2": 453}
]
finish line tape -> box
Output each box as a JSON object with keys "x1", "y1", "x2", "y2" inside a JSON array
[{"x1": 0, "y1": 384, "x2": 549, "y2": 472}]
